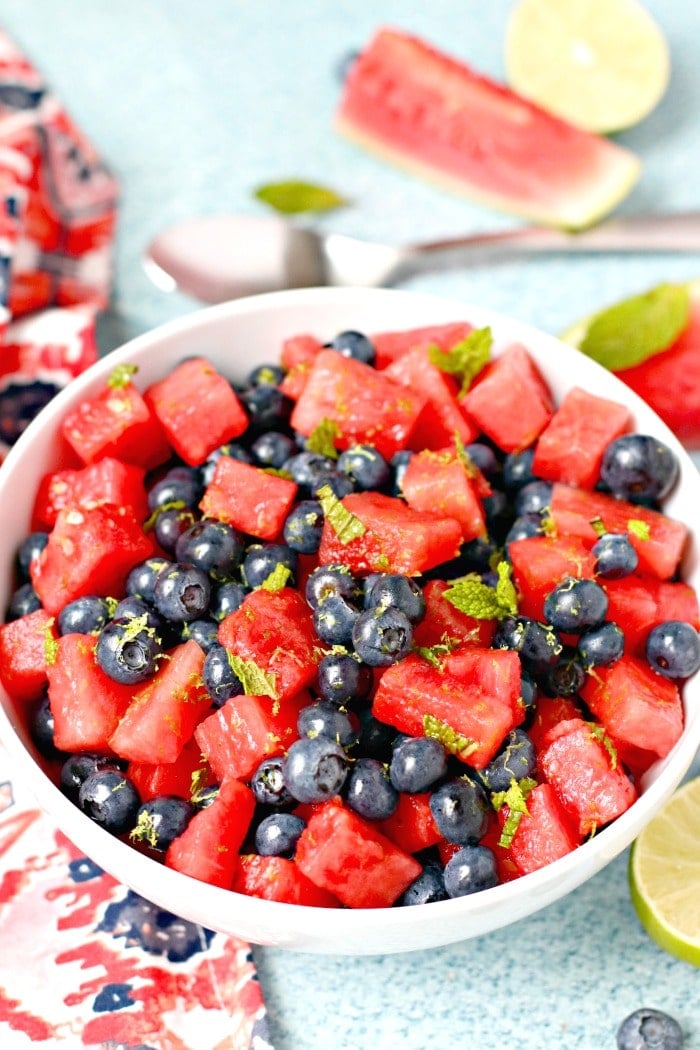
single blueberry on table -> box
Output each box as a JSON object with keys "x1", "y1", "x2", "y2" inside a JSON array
[
  {"x1": 78, "y1": 769, "x2": 141, "y2": 835},
  {"x1": 282, "y1": 735, "x2": 349, "y2": 804},
  {"x1": 344, "y1": 757, "x2": 398, "y2": 821},
  {"x1": 646, "y1": 621, "x2": 700, "y2": 680},
  {"x1": 429, "y1": 777, "x2": 490, "y2": 845},
  {"x1": 389, "y1": 735, "x2": 448, "y2": 793},
  {"x1": 616, "y1": 1007, "x2": 684, "y2": 1050},
  {"x1": 352, "y1": 605, "x2": 413, "y2": 667},
  {"x1": 443, "y1": 845, "x2": 498, "y2": 898},
  {"x1": 601, "y1": 434, "x2": 679, "y2": 504},
  {"x1": 254, "y1": 812, "x2": 306, "y2": 857}
]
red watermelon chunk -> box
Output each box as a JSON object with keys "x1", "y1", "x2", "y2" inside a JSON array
[
  {"x1": 165, "y1": 777, "x2": 255, "y2": 889},
  {"x1": 217, "y1": 589, "x2": 319, "y2": 703},
  {"x1": 47, "y1": 633, "x2": 135, "y2": 752},
  {"x1": 32, "y1": 456, "x2": 148, "y2": 531},
  {"x1": 317, "y1": 490, "x2": 463, "y2": 576},
  {"x1": 295, "y1": 799, "x2": 422, "y2": 908},
  {"x1": 501, "y1": 783, "x2": 582, "y2": 876},
  {"x1": 200, "y1": 455, "x2": 298, "y2": 542},
  {"x1": 233, "y1": 855, "x2": 340, "y2": 907},
  {"x1": 578, "y1": 654, "x2": 684, "y2": 772},
  {"x1": 400, "y1": 447, "x2": 487, "y2": 542},
  {"x1": 460, "y1": 344, "x2": 554, "y2": 453},
  {"x1": 527, "y1": 694, "x2": 582, "y2": 754},
  {"x1": 376, "y1": 791, "x2": 444, "y2": 854},
  {"x1": 372, "y1": 647, "x2": 523, "y2": 769},
  {"x1": 128, "y1": 737, "x2": 212, "y2": 803},
  {"x1": 61, "y1": 376, "x2": 171, "y2": 470},
  {"x1": 108, "y1": 640, "x2": 212, "y2": 764},
  {"x1": 382, "y1": 346, "x2": 478, "y2": 450},
  {"x1": 509, "y1": 534, "x2": 598, "y2": 620},
  {"x1": 290, "y1": 349, "x2": 427, "y2": 459},
  {"x1": 538, "y1": 717, "x2": 638, "y2": 835},
  {"x1": 532, "y1": 386, "x2": 632, "y2": 489},
  {"x1": 411, "y1": 578, "x2": 496, "y2": 650},
  {"x1": 371, "y1": 321, "x2": 474, "y2": 369},
  {"x1": 0, "y1": 608, "x2": 57, "y2": 703},
  {"x1": 145, "y1": 356, "x2": 248, "y2": 466},
  {"x1": 549, "y1": 483, "x2": 688, "y2": 580},
  {"x1": 604, "y1": 575, "x2": 700, "y2": 657},
  {"x1": 30, "y1": 504, "x2": 154, "y2": 617}
]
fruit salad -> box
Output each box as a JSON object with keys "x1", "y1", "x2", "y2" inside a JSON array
[{"x1": 1, "y1": 320, "x2": 698, "y2": 911}]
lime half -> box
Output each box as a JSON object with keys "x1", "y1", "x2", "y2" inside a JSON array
[
  {"x1": 505, "y1": 0, "x2": 670, "y2": 133},
  {"x1": 629, "y1": 777, "x2": 700, "y2": 967}
]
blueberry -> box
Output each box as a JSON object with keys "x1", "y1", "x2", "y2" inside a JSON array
[
  {"x1": 95, "y1": 617, "x2": 164, "y2": 685},
  {"x1": 284, "y1": 450, "x2": 337, "y2": 493},
  {"x1": 250, "y1": 429, "x2": 296, "y2": 468},
  {"x1": 316, "y1": 651, "x2": 373, "y2": 705},
  {"x1": 240, "y1": 383, "x2": 292, "y2": 432},
  {"x1": 125, "y1": 557, "x2": 173, "y2": 604},
  {"x1": 364, "y1": 573, "x2": 426, "y2": 624},
  {"x1": 329, "y1": 329, "x2": 375, "y2": 365},
  {"x1": 356, "y1": 706, "x2": 399, "y2": 760},
  {"x1": 520, "y1": 671, "x2": 538, "y2": 713},
  {"x1": 16, "y1": 530, "x2": 48, "y2": 581},
  {"x1": 175, "y1": 519, "x2": 244, "y2": 579},
  {"x1": 578, "y1": 621, "x2": 625, "y2": 669},
  {"x1": 352, "y1": 605, "x2": 413, "y2": 666},
  {"x1": 429, "y1": 777, "x2": 490, "y2": 845},
  {"x1": 282, "y1": 736, "x2": 349, "y2": 803},
  {"x1": 504, "y1": 513, "x2": 544, "y2": 550},
  {"x1": 250, "y1": 756, "x2": 295, "y2": 808},
  {"x1": 646, "y1": 621, "x2": 700, "y2": 680},
  {"x1": 537, "y1": 648, "x2": 588, "y2": 696},
  {"x1": 389, "y1": 449, "x2": 413, "y2": 495},
  {"x1": 337, "y1": 444, "x2": 390, "y2": 490},
  {"x1": 311, "y1": 471, "x2": 355, "y2": 500},
  {"x1": 255, "y1": 812, "x2": 306, "y2": 857},
  {"x1": 246, "y1": 363, "x2": 286, "y2": 387},
  {"x1": 480, "y1": 729, "x2": 536, "y2": 793},
  {"x1": 313, "y1": 593, "x2": 361, "y2": 646},
  {"x1": 209, "y1": 580, "x2": 248, "y2": 622},
  {"x1": 494, "y1": 616, "x2": 562, "y2": 673},
  {"x1": 147, "y1": 466, "x2": 202, "y2": 511},
  {"x1": 398, "y1": 863, "x2": 448, "y2": 906},
  {"x1": 465, "y1": 442, "x2": 500, "y2": 481},
  {"x1": 305, "y1": 563, "x2": 360, "y2": 609},
  {"x1": 112, "y1": 596, "x2": 167, "y2": 634},
  {"x1": 335, "y1": 48, "x2": 360, "y2": 82},
  {"x1": 345, "y1": 757, "x2": 398, "y2": 820},
  {"x1": 592, "y1": 532, "x2": 639, "y2": 579},
  {"x1": 601, "y1": 435, "x2": 679, "y2": 504},
  {"x1": 153, "y1": 562, "x2": 211, "y2": 622},
  {"x1": 616, "y1": 1007, "x2": 684, "y2": 1050},
  {"x1": 502, "y1": 447, "x2": 537, "y2": 490},
  {"x1": 514, "y1": 479, "x2": 552, "y2": 517},
  {"x1": 544, "y1": 577, "x2": 609, "y2": 633},
  {"x1": 78, "y1": 769, "x2": 141, "y2": 834},
  {"x1": 389, "y1": 735, "x2": 448, "y2": 793},
  {"x1": 179, "y1": 617, "x2": 219, "y2": 652},
  {"x1": 298, "y1": 700, "x2": 358, "y2": 748},
  {"x1": 443, "y1": 845, "x2": 498, "y2": 897},
  {"x1": 202, "y1": 643, "x2": 244, "y2": 706},
  {"x1": 60, "y1": 752, "x2": 123, "y2": 803},
  {"x1": 200, "y1": 441, "x2": 252, "y2": 486},
  {"x1": 242, "y1": 543, "x2": 297, "y2": 589},
  {"x1": 57, "y1": 595, "x2": 112, "y2": 635},
  {"x1": 6, "y1": 581, "x2": 42, "y2": 619},
  {"x1": 29, "y1": 692, "x2": 63, "y2": 759},
  {"x1": 482, "y1": 488, "x2": 512, "y2": 543},
  {"x1": 130, "y1": 795, "x2": 195, "y2": 851},
  {"x1": 283, "y1": 499, "x2": 324, "y2": 554},
  {"x1": 152, "y1": 506, "x2": 197, "y2": 553}
]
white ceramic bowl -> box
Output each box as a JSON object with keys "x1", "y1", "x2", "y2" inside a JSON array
[{"x1": 0, "y1": 287, "x2": 698, "y2": 955}]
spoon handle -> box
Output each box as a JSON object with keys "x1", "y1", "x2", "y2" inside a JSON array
[{"x1": 401, "y1": 211, "x2": 700, "y2": 275}]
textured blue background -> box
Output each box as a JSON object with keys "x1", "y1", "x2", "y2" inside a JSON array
[{"x1": 2, "y1": 2, "x2": 699, "y2": 1047}]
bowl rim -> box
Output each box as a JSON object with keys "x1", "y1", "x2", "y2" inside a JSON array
[{"x1": 1, "y1": 285, "x2": 698, "y2": 954}]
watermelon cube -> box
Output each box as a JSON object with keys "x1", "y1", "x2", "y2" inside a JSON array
[
  {"x1": 233, "y1": 855, "x2": 340, "y2": 907},
  {"x1": 501, "y1": 783, "x2": 582, "y2": 876},
  {"x1": 411, "y1": 578, "x2": 496, "y2": 650},
  {"x1": 200, "y1": 455, "x2": 298, "y2": 541},
  {"x1": 509, "y1": 534, "x2": 598, "y2": 621},
  {"x1": 400, "y1": 447, "x2": 487, "y2": 542},
  {"x1": 383, "y1": 346, "x2": 478, "y2": 450},
  {"x1": 0, "y1": 608, "x2": 57, "y2": 703},
  {"x1": 371, "y1": 321, "x2": 474, "y2": 369},
  {"x1": 376, "y1": 791, "x2": 444, "y2": 854},
  {"x1": 165, "y1": 777, "x2": 255, "y2": 889},
  {"x1": 32, "y1": 456, "x2": 148, "y2": 531},
  {"x1": 145, "y1": 356, "x2": 248, "y2": 466},
  {"x1": 603, "y1": 576, "x2": 700, "y2": 657}
]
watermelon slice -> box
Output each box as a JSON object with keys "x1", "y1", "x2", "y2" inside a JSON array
[{"x1": 335, "y1": 27, "x2": 640, "y2": 230}]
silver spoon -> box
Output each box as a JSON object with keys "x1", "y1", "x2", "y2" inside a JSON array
[{"x1": 143, "y1": 210, "x2": 700, "y2": 303}]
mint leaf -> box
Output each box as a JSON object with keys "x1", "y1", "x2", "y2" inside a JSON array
[
  {"x1": 227, "y1": 652, "x2": 278, "y2": 699},
  {"x1": 107, "y1": 363, "x2": 138, "y2": 389},
  {"x1": 422, "y1": 713, "x2": 477, "y2": 758},
  {"x1": 261, "y1": 563, "x2": 292, "y2": 592},
  {"x1": 577, "y1": 283, "x2": 690, "y2": 372},
  {"x1": 491, "y1": 777, "x2": 537, "y2": 849},
  {"x1": 428, "y1": 327, "x2": 492, "y2": 394},
  {"x1": 306, "y1": 418, "x2": 340, "y2": 459},
  {"x1": 414, "y1": 638, "x2": 459, "y2": 668},
  {"x1": 443, "y1": 561, "x2": 518, "y2": 621},
  {"x1": 627, "y1": 518, "x2": 651, "y2": 541},
  {"x1": 317, "y1": 484, "x2": 365, "y2": 544},
  {"x1": 254, "y1": 180, "x2": 348, "y2": 215}
]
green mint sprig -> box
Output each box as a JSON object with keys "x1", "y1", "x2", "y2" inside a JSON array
[{"x1": 442, "y1": 561, "x2": 518, "y2": 621}]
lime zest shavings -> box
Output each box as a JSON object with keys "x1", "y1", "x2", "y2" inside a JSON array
[
  {"x1": 129, "y1": 809, "x2": 158, "y2": 848},
  {"x1": 254, "y1": 179, "x2": 348, "y2": 215},
  {"x1": 442, "y1": 561, "x2": 519, "y2": 621},
  {"x1": 428, "y1": 327, "x2": 492, "y2": 395},
  {"x1": 44, "y1": 620, "x2": 59, "y2": 666},
  {"x1": 577, "y1": 283, "x2": 690, "y2": 372},
  {"x1": 107, "y1": 363, "x2": 138, "y2": 389},
  {"x1": 226, "y1": 652, "x2": 279, "y2": 699},
  {"x1": 316, "y1": 484, "x2": 366, "y2": 544},
  {"x1": 628, "y1": 518, "x2": 651, "y2": 541},
  {"x1": 588, "y1": 723, "x2": 619, "y2": 769}
]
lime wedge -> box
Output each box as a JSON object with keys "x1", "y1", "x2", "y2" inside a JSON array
[
  {"x1": 629, "y1": 776, "x2": 700, "y2": 966},
  {"x1": 505, "y1": 0, "x2": 670, "y2": 133}
]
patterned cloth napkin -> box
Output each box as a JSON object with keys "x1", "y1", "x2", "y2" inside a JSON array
[{"x1": 0, "y1": 29, "x2": 271, "y2": 1050}]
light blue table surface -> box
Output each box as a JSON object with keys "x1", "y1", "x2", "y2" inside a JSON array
[{"x1": 3, "y1": 2, "x2": 700, "y2": 1047}]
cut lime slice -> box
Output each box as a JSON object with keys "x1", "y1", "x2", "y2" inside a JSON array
[
  {"x1": 505, "y1": 0, "x2": 670, "y2": 133},
  {"x1": 629, "y1": 776, "x2": 700, "y2": 966}
]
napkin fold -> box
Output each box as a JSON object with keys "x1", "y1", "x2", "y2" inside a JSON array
[{"x1": 0, "y1": 29, "x2": 272, "y2": 1050}]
